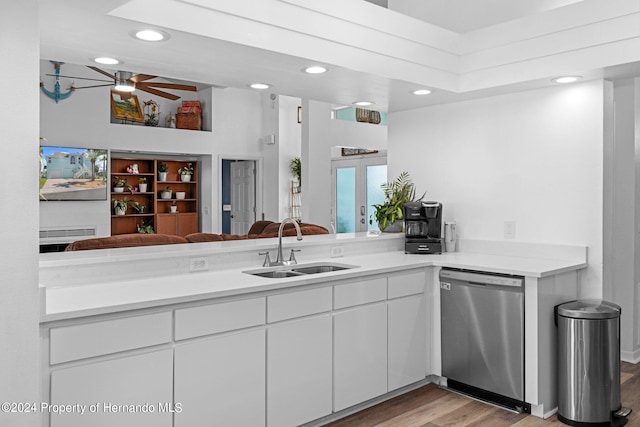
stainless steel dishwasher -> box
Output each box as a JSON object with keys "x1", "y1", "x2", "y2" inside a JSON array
[{"x1": 439, "y1": 268, "x2": 528, "y2": 413}]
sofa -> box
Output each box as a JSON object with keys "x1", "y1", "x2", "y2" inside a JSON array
[
  {"x1": 64, "y1": 221, "x2": 329, "y2": 251},
  {"x1": 64, "y1": 233, "x2": 189, "y2": 251},
  {"x1": 184, "y1": 220, "x2": 329, "y2": 243}
]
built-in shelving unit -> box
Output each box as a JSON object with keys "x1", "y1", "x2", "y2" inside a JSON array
[{"x1": 110, "y1": 157, "x2": 199, "y2": 236}]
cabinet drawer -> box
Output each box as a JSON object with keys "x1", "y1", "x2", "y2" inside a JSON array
[
  {"x1": 50, "y1": 312, "x2": 172, "y2": 364},
  {"x1": 268, "y1": 287, "x2": 332, "y2": 323},
  {"x1": 175, "y1": 297, "x2": 265, "y2": 340},
  {"x1": 334, "y1": 277, "x2": 387, "y2": 309},
  {"x1": 388, "y1": 271, "x2": 426, "y2": 299}
]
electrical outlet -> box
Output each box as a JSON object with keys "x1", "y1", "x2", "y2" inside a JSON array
[
  {"x1": 330, "y1": 246, "x2": 344, "y2": 258},
  {"x1": 504, "y1": 221, "x2": 516, "y2": 240},
  {"x1": 189, "y1": 257, "x2": 209, "y2": 272}
]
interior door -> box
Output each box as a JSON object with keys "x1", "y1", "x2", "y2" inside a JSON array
[
  {"x1": 332, "y1": 156, "x2": 387, "y2": 233},
  {"x1": 230, "y1": 161, "x2": 256, "y2": 234}
]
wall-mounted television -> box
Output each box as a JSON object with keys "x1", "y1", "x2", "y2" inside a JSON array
[{"x1": 39, "y1": 146, "x2": 108, "y2": 201}]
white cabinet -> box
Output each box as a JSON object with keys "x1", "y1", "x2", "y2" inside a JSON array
[
  {"x1": 174, "y1": 329, "x2": 266, "y2": 427},
  {"x1": 267, "y1": 314, "x2": 333, "y2": 427},
  {"x1": 50, "y1": 349, "x2": 173, "y2": 427},
  {"x1": 388, "y1": 271, "x2": 427, "y2": 391},
  {"x1": 388, "y1": 294, "x2": 426, "y2": 390},
  {"x1": 43, "y1": 268, "x2": 431, "y2": 427},
  {"x1": 334, "y1": 302, "x2": 388, "y2": 411}
]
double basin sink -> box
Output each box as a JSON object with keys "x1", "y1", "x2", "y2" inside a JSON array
[{"x1": 243, "y1": 262, "x2": 358, "y2": 278}]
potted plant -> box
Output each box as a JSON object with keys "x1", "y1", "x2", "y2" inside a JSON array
[
  {"x1": 138, "y1": 177, "x2": 148, "y2": 193},
  {"x1": 130, "y1": 200, "x2": 145, "y2": 214},
  {"x1": 137, "y1": 221, "x2": 154, "y2": 234},
  {"x1": 143, "y1": 100, "x2": 159, "y2": 127},
  {"x1": 170, "y1": 200, "x2": 178, "y2": 213},
  {"x1": 158, "y1": 162, "x2": 169, "y2": 181},
  {"x1": 160, "y1": 186, "x2": 172, "y2": 199},
  {"x1": 178, "y1": 162, "x2": 194, "y2": 182},
  {"x1": 112, "y1": 176, "x2": 132, "y2": 193},
  {"x1": 290, "y1": 157, "x2": 301, "y2": 189},
  {"x1": 112, "y1": 197, "x2": 129, "y2": 216},
  {"x1": 370, "y1": 171, "x2": 423, "y2": 232}
]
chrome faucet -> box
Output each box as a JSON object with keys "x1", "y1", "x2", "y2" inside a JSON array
[
  {"x1": 275, "y1": 218, "x2": 303, "y2": 265},
  {"x1": 258, "y1": 218, "x2": 303, "y2": 267}
]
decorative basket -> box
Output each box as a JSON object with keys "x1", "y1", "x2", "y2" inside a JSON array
[{"x1": 176, "y1": 112, "x2": 202, "y2": 130}]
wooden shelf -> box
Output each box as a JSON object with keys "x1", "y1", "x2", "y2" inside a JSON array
[{"x1": 110, "y1": 157, "x2": 198, "y2": 236}]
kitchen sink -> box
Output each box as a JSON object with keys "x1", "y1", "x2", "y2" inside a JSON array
[
  {"x1": 291, "y1": 265, "x2": 351, "y2": 274},
  {"x1": 243, "y1": 262, "x2": 357, "y2": 278},
  {"x1": 250, "y1": 270, "x2": 305, "y2": 278}
]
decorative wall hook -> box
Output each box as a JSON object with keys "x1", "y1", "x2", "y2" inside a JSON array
[{"x1": 40, "y1": 61, "x2": 74, "y2": 103}]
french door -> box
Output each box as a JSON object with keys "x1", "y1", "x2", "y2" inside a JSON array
[{"x1": 332, "y1": 155, "x2": 387, "y2": 233}]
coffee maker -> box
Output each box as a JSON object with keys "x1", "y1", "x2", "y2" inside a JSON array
[{"x1": 404, "y1": 201, "x2": 443, "y2": 254}]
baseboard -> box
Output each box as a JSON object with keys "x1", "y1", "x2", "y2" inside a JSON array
[
  {"x1": 621, "y1": 349, "x2": 640, "y2": 364},
  {"x1": 300, "y1": 378, "x2": 433, "y2": 427}
]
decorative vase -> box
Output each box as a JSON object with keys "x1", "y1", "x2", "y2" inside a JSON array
[
  {"x1": 175, "y1": 191, "x2": 186, "y2": 199},
  {"x1": 381, "y1": 220, "x2": 403, "y2": 233},
  {"x1": 180, "y1": 174, "x2": 191, "y2": 182},
  {"x1": 170, "y1": 206, "x2": 178, "y2": 213},
  {"x1": 138, "y1": 183, "x2": 148, "y2": 193},
  {"x1": 114, "y1": 207, "x2": 126, "y2": 216},
  {"x1": 158, "y1": 172, "x2": 167, "y2": 181},
  {"x1": 113, "y1": 187, "x2": 124, "y2": 193},
  {"x1": 161, "y1": 191, "x2": 172, "y2": 199}
]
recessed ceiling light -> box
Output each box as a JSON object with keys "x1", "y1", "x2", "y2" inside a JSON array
[
  {"x1": 133, "y1": 29, "x2": 170, "y2": 42},
  {"x1": 552, "y1": 76, "x2": 582, "y2": 84},
  {"x1": 303, "y1": 66, "x2": 328, "y2": 74},
  {"x1": 94, "y1": 57, "x2": 120, "y2": 65},
  {"x1": 353, "y1": 101, "x2": 374, "y2": 107},
  {"x1": 250, "y1": 83, "x2": 270, "y2": 90},
  {"x1": 412, "y1": 89, "x2": 432, "y2": 95}
]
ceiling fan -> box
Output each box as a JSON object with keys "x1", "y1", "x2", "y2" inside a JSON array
[{"x1": 49, "y1": 65, "x2": 198, "y2": 100}]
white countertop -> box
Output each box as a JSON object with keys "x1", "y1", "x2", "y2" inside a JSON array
[{"x1": 41, "y1": 246, "x2": 587, "y2": 322}]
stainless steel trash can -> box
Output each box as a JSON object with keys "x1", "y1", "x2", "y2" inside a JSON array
[{"x1": 555, "y1": 300, "x2": 621, "y2": 426}]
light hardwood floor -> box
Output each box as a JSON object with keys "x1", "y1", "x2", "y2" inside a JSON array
[{"x1": 324, "y1": 362, "x2": 639, "y2": 427}]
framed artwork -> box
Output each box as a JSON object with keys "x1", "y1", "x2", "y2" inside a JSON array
[
  {"x1": 341, "y1": 148, "x2": 379, "y2": 156},
  {"x1": 110, "y1": 91, "x2": 144, "y2": 123}
]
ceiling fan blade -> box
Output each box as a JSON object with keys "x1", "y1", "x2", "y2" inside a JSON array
[
  {"x1": 142, "y1": 82, "x2": 197, "y2": 92},
  {"x1": 129, "y1": 74, "x2": 157, "y2": 83},
  {"x1": 135, "y1": 84, "x2": 181, "y2": 100},
  {"x1": 46, "y1": 74, "x2": 113, "y2": 83},
  {"x1": 87, "y1": 66, "x2": 116, "y2": 80},
  {"x1": 73, "y1": 83, "x2": 115, "y2": 89}
]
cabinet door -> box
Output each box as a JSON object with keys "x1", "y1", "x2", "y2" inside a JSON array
[
  {"x1": 155, "y1": 214, "x2": 177, "y2": 235},
  {"x1": 155, "y1": 213, "x2": 198, "y2": 236},
  {"x1": 174, "y1": 329, "x2": 265, "y2": 427},
  {"x1": 177, "y1": 212, "x2": 198, "y2": 236},
  {"x1": 267, "y1": 315, "x2": 332, "y2": 427},
  {"x1": 334, "y1": 303, "x2": 387, "y2": 411},
  {"x1": 388, "y1": 294, "x2": 427, "y2": 391},
  {"x1": 50, "y1": 349, "x2": 173, "y2": 427}
]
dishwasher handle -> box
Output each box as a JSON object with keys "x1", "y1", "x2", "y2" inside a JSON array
[{"x1": 440, "y1": 269, "x2": 523, "y2": 288}]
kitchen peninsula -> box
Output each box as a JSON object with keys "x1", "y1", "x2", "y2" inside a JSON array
[{"x1": 39, "y1": 233, "x2": 586, "y2": 427}]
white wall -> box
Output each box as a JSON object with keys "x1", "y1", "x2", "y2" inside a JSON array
[
  {"x1": 1, "y1": 2, "x2": 41, "y2": 425},
  {"x1": 389, "y1": 80, "x2": 605, "y2": 298},
  {"x1": 606, "y1": 78, "x2": 640, "y2": 362},
  {"x1": 40, "y1": 62, "x2": 266, "y2": 236},
  {"x1": 278, "y1": 95, "x2": 302, "y2": 220}
]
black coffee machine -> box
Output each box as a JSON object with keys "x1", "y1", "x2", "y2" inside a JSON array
[{"x1": 404, "y1": 201, "x2": 443, "y2": 254}]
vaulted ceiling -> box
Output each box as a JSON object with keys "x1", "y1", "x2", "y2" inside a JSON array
[{"x1": 40, "y1": 0, "x2": 640, "y2": 112}]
